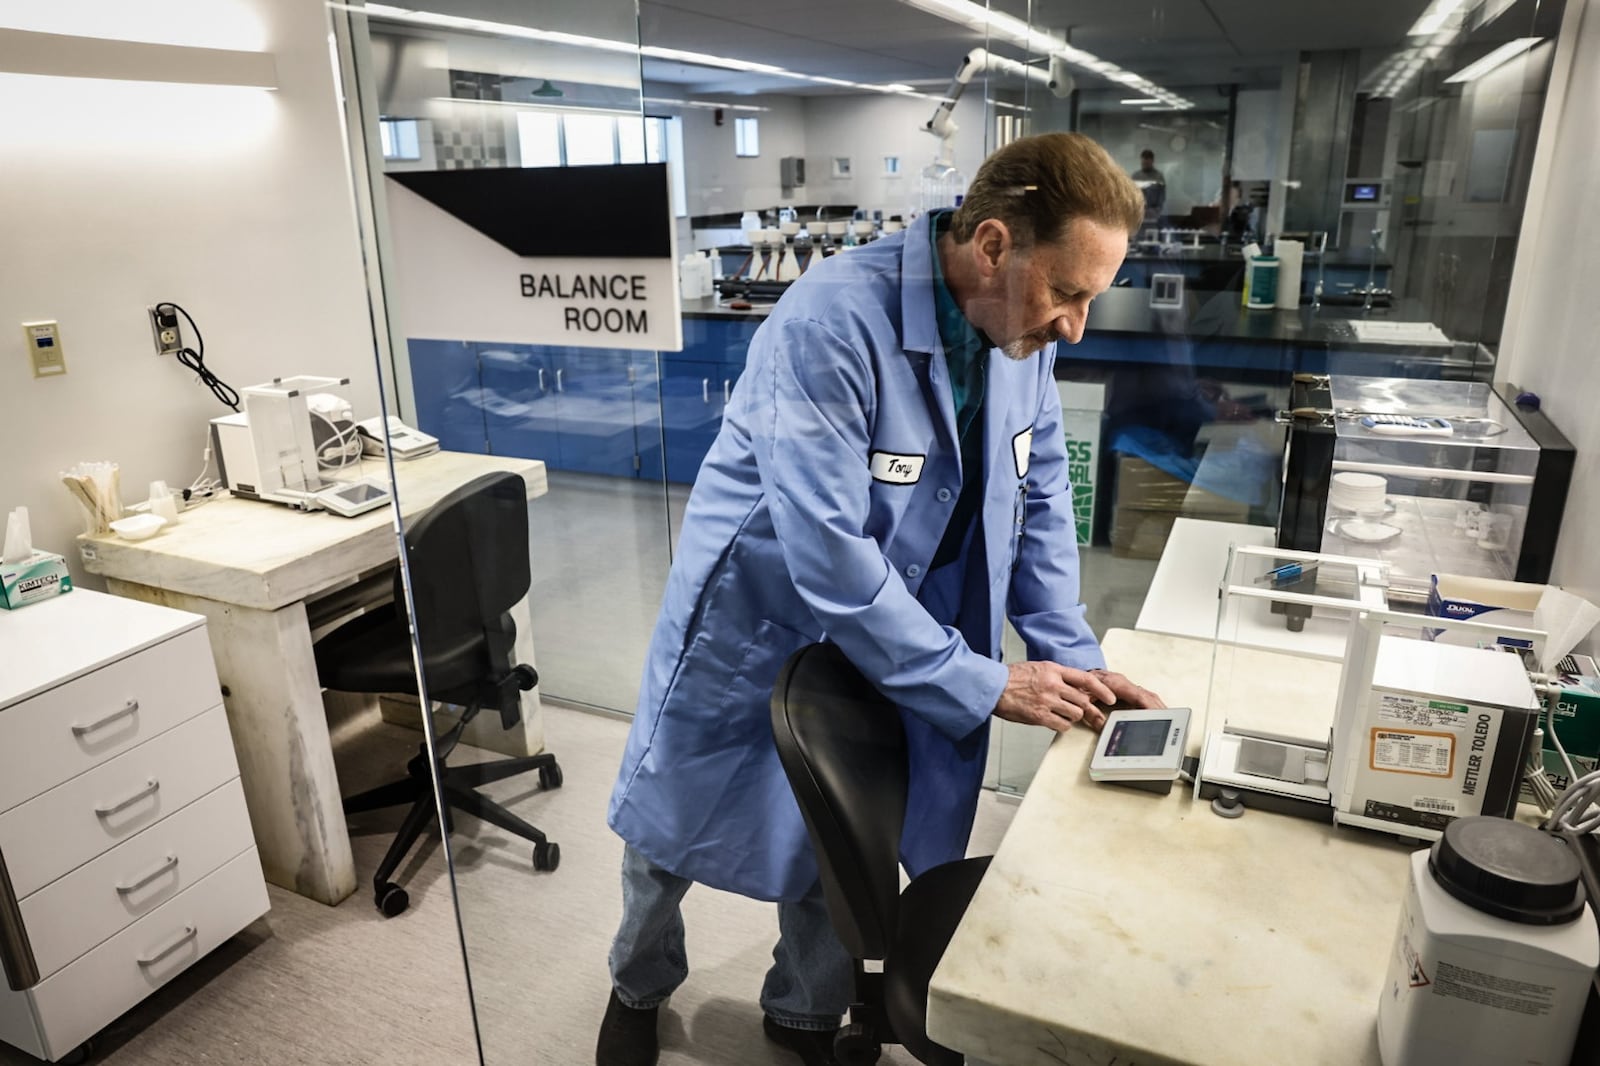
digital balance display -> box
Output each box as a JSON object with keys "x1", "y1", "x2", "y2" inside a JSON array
[
  {"x1": 1089, "y1": 707, "x2": 1192, "y2": 794},
  {"x1": 1105, "y1": 717, "x2": 1171, "y2": 758}
]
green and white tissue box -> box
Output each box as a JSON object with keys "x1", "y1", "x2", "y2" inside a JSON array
[{"x1": 0, "y1": 549, "x2": 72, "y2": 610}]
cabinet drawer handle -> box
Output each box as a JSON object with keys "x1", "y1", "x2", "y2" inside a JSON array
[
  {"x1": 538, "y1": 368, "x2": 546, "y2": 391},
  {"x1": 702, "y1": 378, "x2": 710, "y2": 404},
  {"x1": 136, "y1": 924, "x2": 197, "y2": 967},
  {"x1": 723, "y1": 379, "x2": 731, "y2": 404},
  {"x1": 116, "y1": 854, "x2": 179, "y2": 894},
  {"x1": 95, "y1": 778, "x2": 160, "y2": 817},
  {"x1": 556, "y1": 368, "x2": 565, "y2": 393},
  {"x1": 71, "y1": 699, "x2": 139, "y2": 737}
]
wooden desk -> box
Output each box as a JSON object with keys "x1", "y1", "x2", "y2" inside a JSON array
[
  {"x1": 928, "y1": 628, "x2": 1414, "y2": 1066},
  {"x1": 77, "y1": 452, "x2": 548, "y2": 905}
]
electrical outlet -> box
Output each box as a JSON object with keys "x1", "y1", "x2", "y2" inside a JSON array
[{"x1": 148, "y1": 305, "x2": 183, "y2": 355}]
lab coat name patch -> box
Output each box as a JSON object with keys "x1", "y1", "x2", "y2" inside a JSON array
[
  {"x1": 1012, "y1": 427, "x2": 1033, "y2": 478},
  {"x1": 870, "y1": 452, "x2": 926, "y2": 485}
]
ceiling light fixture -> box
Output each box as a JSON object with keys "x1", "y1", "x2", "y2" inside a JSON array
[
  {"x1": 894, "y1": 0, "x2": 1193, "y2": 108},
  {"x1": 357, "y1": 4, "x2": 949, "y2": 102},
  {"x1": 1120, "y1": 97, "x2": 1160, "y2": 105},
  {"x1": 1443, "y1": 36, "x2": 1542, "y2": 83},
  {"x1": 1408, "y1": 0, "x2": 1468, "y2": 36},
  {"x1": 0, "y1": 26, "x2": 277, "y2": 88}
]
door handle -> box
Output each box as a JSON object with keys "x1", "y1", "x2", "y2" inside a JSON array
[
  {"x1": 538, "y1": 368, "x2": 546, "y2": 391},
  {"x1": 95, "y1": 778, "x2": 160, "y2": 818},
  {"x1": 723, "y1": 379, "x2": 731, "y2": 404},
  {"x1": 136, "y1": 924, "x2": 197, "y2": 967},
  {"x1": 702, "y1": 378, "x2": 710, "y2": 404},
  {"x1": 556, "y1": 368, "x2": 564, "y2": 393},
  {"x1": 116, "y1": 854, "x2": 179, "y2": 895},
  {"x1": 71, "y1": 699, "x2": 139, "y2": 737}
]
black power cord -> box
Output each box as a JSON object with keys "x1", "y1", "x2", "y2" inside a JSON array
[{"x1": 157, "y1": 301, "x2": 240, "y2": 411}]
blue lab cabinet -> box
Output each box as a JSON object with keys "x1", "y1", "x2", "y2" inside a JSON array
[{"x1": 406, "y1": 314, "x2": 761, "y2": 483}]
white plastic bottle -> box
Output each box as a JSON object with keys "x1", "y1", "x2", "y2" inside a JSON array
[
  {"x1": 776, "y1": 239, "x2": 801, "y2": 283},
  {"x1": 1378, "y1": 819, "x2": 1597, "y2": 1066}
]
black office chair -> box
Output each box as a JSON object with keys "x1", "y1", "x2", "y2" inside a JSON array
[
  {"x1": 770, "y1": 643, "x2": 991, "y2": 1066},
  {"x1": 314, "y1": 470, "x2": 563, "y2": 917}
]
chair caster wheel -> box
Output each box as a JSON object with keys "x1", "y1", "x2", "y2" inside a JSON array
[
  {"x1": 533, "y1": 841, "x2": 561, "y2": 872},
  {"x1": 376, "y1": 881, "x2": 409, "y2": 917},
  {"x1": 59, "y1": 1039, "x2": 94, "y2": 1065},
  {"x1": 539, "y1": 763, "x2": 563, "y2": 790},
  {"x1": 833, "y1": 1023, "x2": 880, "y2": 1065}
]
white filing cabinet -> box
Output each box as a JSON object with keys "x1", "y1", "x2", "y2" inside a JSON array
[{"x1": 0, "y1": 589, "x2": 269, "y2": 1063}]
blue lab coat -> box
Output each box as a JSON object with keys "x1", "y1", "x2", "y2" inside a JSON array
[{"x1": 608, "y1": 211, "x2": 1106, "y2": 902}]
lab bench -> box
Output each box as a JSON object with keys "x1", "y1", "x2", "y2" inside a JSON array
[{"x1": 404, "y1": 289, "x2": 1479, "y2": 552}]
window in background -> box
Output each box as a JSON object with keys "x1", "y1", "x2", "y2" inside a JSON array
[
  {"x1": 515, "y1": 111, "x2": 563, "y2": 167},
  {"x1": 884, "y1": 155, "x2": 901, "y2": 175},
  {"x1": 564, "y1": 112, "x2": 618, "y2": 166},
  {"x1": 735, "y1": 116, "x2": 759, "y2": 157},
  {"x1": 996, "y1": 114, "x2": 1022, "y2": 149},
  {"x1": 379, "y1": 118, "x2": 421, "y2": 161},
  {"x1": 618, "y1": 115, "x2": 647, "y2": 164}
]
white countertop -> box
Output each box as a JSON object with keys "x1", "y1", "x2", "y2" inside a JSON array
[
  {"x1": 928, "y1": 628, "x2": 1412, "y2": 1066},
  {"x1": 0, "y1": 588, "x2": 202, "y2": 708},
  {"x1": 76, "y1": 451, "x2": 546, "y2": 611}
]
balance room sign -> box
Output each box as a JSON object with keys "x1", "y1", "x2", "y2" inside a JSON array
[{"x1": 386, "y1": 164, "x2": 683, "y2": 352}]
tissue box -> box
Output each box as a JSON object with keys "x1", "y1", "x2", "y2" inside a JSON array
[
  {"x1": 1426, "y1": 574, "x2": 1546, "y2": 648},
  {"x1": 0, "y1": 549, "x2": 72, "y2": 610},
  {"x1": 1519, "y1": 653, "x2": 1600, "y2": 803}
]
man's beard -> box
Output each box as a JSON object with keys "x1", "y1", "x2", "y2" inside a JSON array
[{"x1": 1001, "y1": 331, "x2": 1056, "y2": 360}]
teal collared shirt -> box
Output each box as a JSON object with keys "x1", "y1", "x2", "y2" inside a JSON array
[{"x1": 929, "y1": 209, "x2": 989, "y2": 569}]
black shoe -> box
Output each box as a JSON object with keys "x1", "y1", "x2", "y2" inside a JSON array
[
  {"x1": 596, "y1": 990, "x2": 659, "y2": 1066},
  {"x1": 762, "y1": 1015, "x2": 839, "y2": 1066}
]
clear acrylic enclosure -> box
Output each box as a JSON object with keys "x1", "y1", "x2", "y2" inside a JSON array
[{"x1": 1322, "y1": 377, "x2": 1540, "y2": 596}]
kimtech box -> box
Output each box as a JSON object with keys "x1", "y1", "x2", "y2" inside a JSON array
[
  {"x1": 1520, "y1": 652, "x2": 1600, "y2": 801},
  {"x1": 0, "y1": 549, "x2": 72, "y2": 610}
]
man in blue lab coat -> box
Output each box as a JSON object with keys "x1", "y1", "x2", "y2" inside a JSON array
[{"x1": 598, "y1": 133, "x2": 1165, "y2": 1066}]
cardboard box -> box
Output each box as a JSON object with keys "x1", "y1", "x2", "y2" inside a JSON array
[
  {"x1": 1110, "y1": 456, "x2": 1249, "y2": 559},
  {"x1": 1426, "y1": 574, "x2": 1545, "y2": 648},
  {"x1": 0, "y1": 549, "x2": 72, "y2": 610}
]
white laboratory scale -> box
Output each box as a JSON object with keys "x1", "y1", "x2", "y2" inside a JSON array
[
  {"x1": 209, "y1": 375, "x2": 392, "y2": 517},
  {"x1": 1196, "y1": 544, "x2": 1545, "y2": 841}
]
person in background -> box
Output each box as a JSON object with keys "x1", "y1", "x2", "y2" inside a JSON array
[
  {"x1": 1132, "y1": 148, "x2": 1167, "y2": 227},
  {"x1": 596, "y1": 132, "x2": 1165, "y2": 1066}
]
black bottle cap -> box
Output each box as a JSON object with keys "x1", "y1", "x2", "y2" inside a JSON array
[{"x1": 1428, "y1": 817, "x2": 1586, "y2": 926}]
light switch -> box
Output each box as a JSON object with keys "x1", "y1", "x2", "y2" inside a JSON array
[{"x1": 22, "y1": 321, "x2": 66, "y2": 377}]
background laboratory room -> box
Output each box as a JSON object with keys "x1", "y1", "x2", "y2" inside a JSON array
[{"x1": 5, "y1": 1, "x2": 1600, "y2": 1065}]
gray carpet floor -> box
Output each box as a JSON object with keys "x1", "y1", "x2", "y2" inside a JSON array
[{"x1": 0, "y1": 702, "x2": 1021, "y2": 1066}]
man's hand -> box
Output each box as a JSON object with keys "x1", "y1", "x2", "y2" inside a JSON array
[
  {"x1": 992, "y1": 664, "x2": 1168, "y2": 734},
  {"x1": 1088, "y1": 668, "x2": 1166, "y2": 712},
  {"x1": 993, "y1": 661, "x2": 1118, "y2": 733}
]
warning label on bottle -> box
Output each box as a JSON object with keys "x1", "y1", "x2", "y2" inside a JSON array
[
  {"x1": 1434, "y1": 961, "x2": 1556, "y2": 1017},
  {"x1": 1370, "y1": 728, "x2": 1455, "y2": 777},
  {"x1": 1377, "y1": 692, "x2": 1472, "y2": 729}
]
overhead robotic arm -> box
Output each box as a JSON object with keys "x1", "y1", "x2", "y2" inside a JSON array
[{"x1": 922, "y1": 47, "x2": 1075, "y2": 163}]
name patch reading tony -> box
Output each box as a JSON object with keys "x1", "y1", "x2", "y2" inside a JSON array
[{"x1": 870, "y1": 452, "x2": 926, "y2": 485}]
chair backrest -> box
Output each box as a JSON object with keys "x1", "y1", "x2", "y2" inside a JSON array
[
  {"x1": 397, "y1": 471, "x2": 530, "y2": 679},
  {"x1": 770, "y1": 643, "x2": 908, "y2": 960}
]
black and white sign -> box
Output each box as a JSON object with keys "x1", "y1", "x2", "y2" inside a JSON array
[{"x1": 386, "y1": 165, "x2": 683, "y2": 352}]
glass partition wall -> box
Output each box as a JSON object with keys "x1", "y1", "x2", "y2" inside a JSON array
[
  {"x1": 988, "y1": 0, "x2": 1568, "y2": 794},
  {"x1": 328, "y1": 1, "x2": 1571, "y2": 1062}
]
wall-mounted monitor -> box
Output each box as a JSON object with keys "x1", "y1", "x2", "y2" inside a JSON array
[{"x1": 1343, "y1": 180, "x2": 1386, "y2": 207}]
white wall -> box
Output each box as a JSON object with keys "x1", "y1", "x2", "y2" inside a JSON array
[
  {"x1": 674, "y1": 93, "x2": 808, "y2": 217},
  {"x1": 1500, "y1": 0, "x2": 1600, "y2": 648},
  {"x1": 0, "y1": 0, "x2": 380, "y2": 585},
  {"x1": 801, "y1": 93, "x2": 988, "y2": 220}
]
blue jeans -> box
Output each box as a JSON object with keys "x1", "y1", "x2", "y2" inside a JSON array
[{"x1": 608, "y1": 844, "x2": 853, "y2": 1031}]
